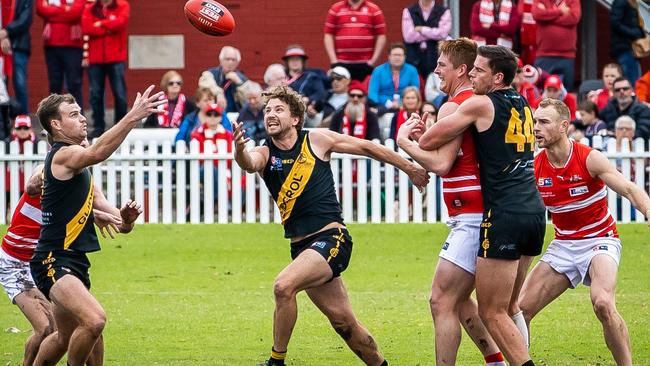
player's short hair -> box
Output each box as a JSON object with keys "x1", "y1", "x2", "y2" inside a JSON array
[
  {"x1": 438, "y1": 37, "x2": 477, "y2": 70},
  {"x1": 36, "y1": 94, "x2": 77, "y2": 136},
  {"x1": 262, "y1": 86, "x2": 306, "y2": 132},
  {"x1": 538, "y1": 98, "x2": 571, "y2": 122},
  {"x1": 477, "y1": 45, "x2": 518, "y2": 85}
]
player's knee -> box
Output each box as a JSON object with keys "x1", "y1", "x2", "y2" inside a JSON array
[
  {"x1": 477, "y1": 307, "x2": 499, "y2": 329},
  {"x1": 272, "y1": 279, "x2": 295, "y2": 302},
  {"x1": 84, "y1": 313, "x2": 107, "y2": 338},
  {"x1": 591, "y1": 293, "x2": 616, "y2": 321},
  {"x1": 429, "y1": 289, "x2": 452, "y2": 315},
  {"x1": 331, "y1": 317, "x2": 356, "y2": 341}
]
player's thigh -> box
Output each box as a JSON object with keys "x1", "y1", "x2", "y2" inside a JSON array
[
  {"x1": 519, "y1": 261, "x2": 571, "y2": 319},
  {"x1": 588, "y1": 254, "x2": 619, "y2": 303},
  {"x1": 14, "y1": 288, "x2": 54, "y2": 331},
  {"x1": 49, "y1": 275, "x2": 105, "y2": 325},
  {"x1": 431, "y1": 258, "x2": 476, "y2": 304},
  {"x1": 275, "y1": 249, "x2": 333, "y2": 294},
  {"x1": 306, "y1": 277, "x2": 355, "y2": 323},
  {"x1": 475, "y1": 257, "x2": 520, "y2": 310}
]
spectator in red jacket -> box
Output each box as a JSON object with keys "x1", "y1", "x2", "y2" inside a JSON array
[
  {"x1": 190, "y1": 103, "x2": 234, "y2": 196},
  {"x1": 588, "y1": 63, "x2": 622, "y2": 110},
  {"x1": 532, "y1": 0, "x2": 581, "y2": 91},
  {"x1": 518, "y1": 0, "x2": 537, "y2": 65},
  {"x1": 533, "y1": 74, "x2": 577, "y2": 119},
  {"x1": 82, "y1": 0, "x2": 129, "y2": 138},
  {"x1": 470, "y1": 0, "x2": 521, "y2": 50},
  {"x1": 37, "y1": 0, "x2": 85, "y2": 110}
]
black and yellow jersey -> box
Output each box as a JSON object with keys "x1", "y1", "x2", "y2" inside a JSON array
[
  {"x1": 262, "y1": 130, "x2": 343, "y2": 238},
  {"x1": 475, "y1": 88, "x2": 545, "y2": 214},
  {"x1": 37, "y1": 142, "x2": 99, "y2": 253}
]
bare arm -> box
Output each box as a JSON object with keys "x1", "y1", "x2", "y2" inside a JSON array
[
  {"x1": 323, "y1": 34, "x2": 338, "y2": 64},
  {"x1": 310, "y1": 129, "x2": 430, "y2": 190},
  {"x1": 368, "y1": 34, "x2": 387, "y2": 66},
  {"x1": 397, "y1": 106, "x2": 462, "y2": 175},
  {"x1": 92, "y1": 184, "x2": 120, "y2": 216},
  {"x1": 25, "y1": 164, "x2": 44, "y2": 197},
  {"x1": 232, "y1": 121, "x2": 268, "y2": 174},
  {"x1": 419, "y1": 95, "x2": 490, "y2": 151},
  {"x1": 587, "y1": 150, "x2": 650, "y2": 224},
  {"x1": 53, "y1": 86, "x2": 164, "y2": 176}
]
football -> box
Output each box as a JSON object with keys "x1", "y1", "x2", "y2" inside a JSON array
[{"x1": 184, "y1": 0, "x2": 235, "y2": 36}]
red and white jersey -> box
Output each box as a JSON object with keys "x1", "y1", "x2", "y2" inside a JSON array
[
  {"x1": 1, "y1": 193, "x2": 41, "y2": 262},
  {"x1": 442, "y1": 88, "x2": 483, "y2": 217},
  {"x1": 535, "y1": 140, "x2": 617, "y2": 240}
]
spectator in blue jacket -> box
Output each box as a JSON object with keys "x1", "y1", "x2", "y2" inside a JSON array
[
  {"x1": 368, "y1": 43, "x2": 420, "y2": 113},
  {"x1": 0, "y1": 0, "x2": 33, "y2": 114},
  {"x1": 610, "y1": 0, "x2": 646, "y2": 85}
]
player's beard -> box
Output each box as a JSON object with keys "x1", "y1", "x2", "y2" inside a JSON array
[{"x1": 347, "y1": 103, "x2": 363, "y2": 121}]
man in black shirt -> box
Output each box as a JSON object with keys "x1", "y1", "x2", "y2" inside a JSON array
[
  {"x1": 233, "y1": 86, "x2": 429, "y2": 366},
  {"x1": 29, "y1": 86, "x2": 163, "y2": 366},
  {"x1": 413, "y1": 45, "x2": 545, "y2": 366}
]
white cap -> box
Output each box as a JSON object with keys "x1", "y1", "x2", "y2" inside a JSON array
[{"x1": 329, "y1": 66, "x2": 351, "y2": 80}]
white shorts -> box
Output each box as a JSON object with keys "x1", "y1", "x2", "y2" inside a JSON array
[
  {"x1": 540, "y1": 237, "x2": 621, "y2": 288},
  {"x1": 0, "y1": 247, "x2": 36, "y2": 303},
  {"x1": 439, "y1": 214, "x2": 482, "y2": 275}
]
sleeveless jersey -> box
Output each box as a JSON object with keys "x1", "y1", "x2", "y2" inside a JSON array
[
  {"x1": 535, "y1": 140, "x2": 617, "y2": 240},
  {"x1": 37, "y1": 142, "x2": 99, "y2": 253},
  {"x1": 1, "y1": 193, "x2": 41, "y2": 261},
  {"x1": 442, "y1": 88, "x2": 483, "y2": 216},
  {"x1": 263, "y1": 130, "x2": 343, "y2": 238},
  {"x1": 476, "y1": 88, "x2": 545, "y2": 214}
]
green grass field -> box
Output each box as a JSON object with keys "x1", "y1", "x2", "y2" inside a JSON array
[{"x1": 0, "y1": 224, "x2": 648, "y2": 365}]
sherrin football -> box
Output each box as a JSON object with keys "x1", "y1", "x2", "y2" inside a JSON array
[{"x1": 184, "y1": 0, "x2": 235, "y2": 36}]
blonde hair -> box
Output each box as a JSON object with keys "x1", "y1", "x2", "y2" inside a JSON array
[
  {"x1": 438, "y1": 37, "x2": 478, "y2": 70},
  {"x1": 538, "y1": 98, "x2": 571, "y2": 122},
  {"x1": 160, "y1": 70, "x2": 182, "y2": 91}
]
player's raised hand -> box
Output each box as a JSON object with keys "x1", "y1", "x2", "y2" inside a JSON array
[
  {"x1": 124, "y1": 85, "x2": 166, "y2": 123},
  {"x1": 94, "y1": 210, "x2": 122, "y2": 239},
  {"x1": 406, "y1": 113, "x2": 427, "y2": 142},
  {"x1": 118, "y1": 200, "x2": 142, "y2": 234},
  {"x1": 233, "y1": 121, "x2": 251, "y2": 153}
]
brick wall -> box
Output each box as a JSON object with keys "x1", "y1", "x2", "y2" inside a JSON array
[
  {"x1": 26, "y1": 0, "x2": 414, "y2": 111},
  {"x1": 25, "y1": 1, "x2": 632, "y2": 111}
]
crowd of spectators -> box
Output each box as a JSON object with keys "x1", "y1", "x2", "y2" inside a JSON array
[{"x1": 1, "y1": 0, "x2": 650, "y2": 153}]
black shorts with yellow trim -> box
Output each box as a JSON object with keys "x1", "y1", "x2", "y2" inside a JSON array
[
  {"x1": 478, "y1": 210, "x2": 546, "y2": 260},
  {"x1": 29, "y1": 250, "x2": 92, "y2": 300},
  {"x1": 290, "y1": 227, "x2": 353, "y2": 278}
]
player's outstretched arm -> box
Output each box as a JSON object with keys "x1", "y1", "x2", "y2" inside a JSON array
[
  {"x1": 311, "y1": 129, "x2": 430, "y2": 190},
  {"x1": 232, "y1": 121, "x2": 268, "y2": 174},
  {"x1": 418, "y1": 95, "x2": 489, "y2": 151},
  {"x1": 397, "y1": 107, "x2": 462, "y2": 175},
  {"x1": 24, "y1": 164, "x2": 44, "y2": 197},
  {"x1": 57, "y1": 85, "x2": 165, "y2": 173},
  {"x1": 586, "y1": 149, "x2": 650, "y2": 225}
]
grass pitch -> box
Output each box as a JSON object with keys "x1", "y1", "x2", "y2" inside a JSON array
[{"x1": 0, "y1": 224, "x2": 648, "y2": 365}]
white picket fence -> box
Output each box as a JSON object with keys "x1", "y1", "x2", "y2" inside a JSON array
[{"x1": 1, "y1": 135, "x2": 649, "y2": 225}]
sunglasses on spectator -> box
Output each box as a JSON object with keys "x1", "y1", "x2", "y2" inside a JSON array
[
  {"x1": 614, "y1": 86, "x2": 631, "y2": 92},
  {"x1": 206, "y1": 112, "x2": 221, "y2": 117},
  {"x1": 348, "y1": 93, "x2": 364, "y2": 99},
  {"x1": 167, "y1": 80, "x2": 183, "y2": 86},
  {"x1": 15, "y1": 126, "x2": 29, "y2": 130}
]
